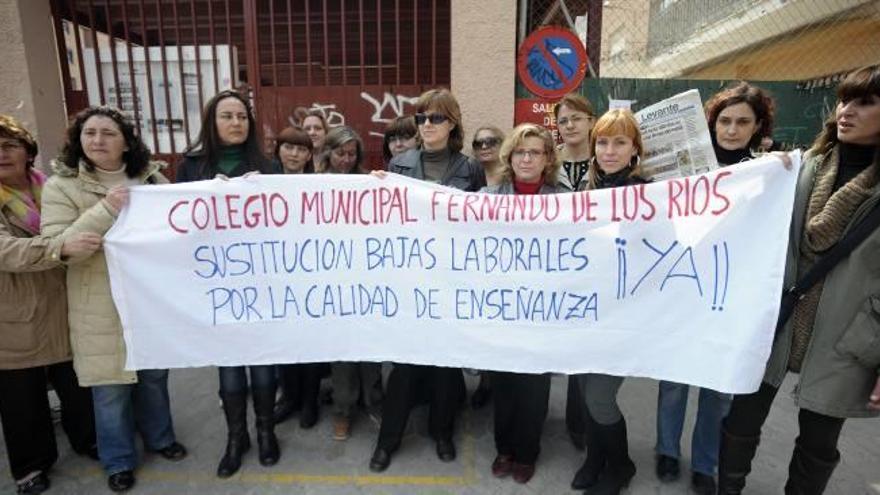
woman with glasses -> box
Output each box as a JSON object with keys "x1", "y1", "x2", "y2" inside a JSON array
[
  {"x1": 382, "y1": 116, "x2": 418, "y2": 167},
  {"x1": 484, "y1": 123, "x2": 566, "y2": 485},
  {"x1": 1, "y1": 115, "x2": 99, "y2": 495},
  {"x1": 553, "y1": 93, "x2": 597, "y2": 454},
  {"x1": 570, "y1": 109, "x2": 648, "y2": 495},
  {"x1": 471, "y1": 126, "x2": 505, "y2": 186},
  {"x1": 368, "y1": 88, "x2": 485, "y2": 473},
  {"x1": 176, "y1": 90, "x2": 279, "y2": 479},
  {"x1": 554, "y1": 93, "x2": 597, "y2": 191}
]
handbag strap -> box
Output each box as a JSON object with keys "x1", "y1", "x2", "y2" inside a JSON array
[{"x1": 784, "y1": 198, "x2": 880, "y2": 301}]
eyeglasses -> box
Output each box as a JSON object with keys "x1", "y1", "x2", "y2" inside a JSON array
[
  {"x1": 511, "y1": 149, "x2": 546, "y2": 160},
  {"x1": 0, "y1": 141, "x2": 24, "y2": 153},
  {"x1": 557, "y1": 114, "x2": 592, "y2": 127},
  {"x1": 414, "y1": 113, "x2": 449, "y2": 126},
  {"x1": 472, "y1": 137, "x2": 501, "y2": 149}
]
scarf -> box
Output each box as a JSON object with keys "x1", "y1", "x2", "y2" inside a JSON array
[
  {"x1": 713, "y1": 141, "x2": 753, "y2": 166},
  {"x1": 0, "y1": 168, "x2": 46, "y2": 235},
  {"x1": 788, "y1": 147, "x2": 877, "y2": 371}
]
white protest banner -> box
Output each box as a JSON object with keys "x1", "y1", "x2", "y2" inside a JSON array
[
  {"x1": 636, "y1": 89, "x2": 719, "y2": 180},
  {"x1": 104, "y1": 152, "x2": 800, "y2": 394}
]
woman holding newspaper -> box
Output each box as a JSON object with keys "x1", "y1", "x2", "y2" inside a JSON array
[
  {"x1": 718, "y1": 67, "x2": 880, "y2": 494},
  {"x1": 41, "y1": 106, "x2": 187, "y2": 493},
  {"x1": 653, "y1": 82, "x2": 777, "y2": 495},
  {"x1": 482, "y1": 123, "x2": 567, "y2": 484},
  {"x1": 175, "y1": 90, "x2": 281, "y2": 478},
  {"x1": 570, "y1": 108, "x2": 648, "y2": 495}
]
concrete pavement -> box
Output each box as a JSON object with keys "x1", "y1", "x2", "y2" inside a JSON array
[{"x1": 1, "y1": 368, "x2": 878, "y2": 494}]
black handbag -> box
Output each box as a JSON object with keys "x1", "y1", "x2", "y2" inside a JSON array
[{"x1": 774, "y1": 198, "x2": 880, "y2": 337}]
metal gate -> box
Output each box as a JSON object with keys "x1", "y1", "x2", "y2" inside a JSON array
[{"x1": 49, "y1": 0, "x2": 451, "y2": 169}]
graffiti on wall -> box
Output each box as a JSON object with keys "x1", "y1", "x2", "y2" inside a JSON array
[
  {"x1": 360, "y1": 92, "x2": 419, "y2": 138},
  {"x1": 283, "y1": 91, "x2": 419, "y2": 139}
]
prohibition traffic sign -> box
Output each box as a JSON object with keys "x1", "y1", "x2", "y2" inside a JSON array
[{"x1": 517, "y1": 26, "x2": 588, "y2": 99}]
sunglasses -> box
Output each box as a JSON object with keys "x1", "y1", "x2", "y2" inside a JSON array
[
  {"x1": 473, "y1": 137, "x2": 501, "y2": 149},
  {"x1": 414, "y1": 113, "x2": 449, "y2": 125}
]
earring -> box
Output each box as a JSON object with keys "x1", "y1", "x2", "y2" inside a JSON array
[{"x1": 630, "y1": 155, "x2": 640, "y2": 169}]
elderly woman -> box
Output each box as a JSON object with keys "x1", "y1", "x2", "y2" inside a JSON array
[
  {"x1": 483, "y1": 123, "x2": 566, "y2": 484},
  {"x1": 176, "y1": 90, "x2": 279, "y2": 479},
  {"x1": 271, "y1": 126, "x2": 324, "y2": 429},
  {"x1": 653, "y1": 82, "x2": 777, "y2": 495},
  {"x1": 369, "y1": 88, "x2": 485, "y2": 473},
  {"x1": 40, "y1": 106, "x2": 187, "y2": 493},
  {"x1": 0, "y1": 115, "x2": 99, "y2": 495},
  {"x1": 718, "y1": 66, "x2": 880, "y2": 494}
]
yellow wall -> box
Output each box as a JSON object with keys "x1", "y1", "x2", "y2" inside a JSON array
[
  {"x1": 685, "y1": 17, "x2": 880, "y2": 80},
  {"x1": 450, "y1": 0, "x2": 517, "y2": 153},
  {"x1": 0, "y1": 0, "x2": 67, "y2": 169}
]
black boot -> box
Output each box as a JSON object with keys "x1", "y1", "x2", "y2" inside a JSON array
[
  {"x1": 717, "y1": 424, "x2": 761, "y2": 494},
  {"x1": 571, "y1": 408, "x2": 605, "y2": 489},
  {"x1": 217, "y1": 392, "x2": 251, "y2": 478},
  {"x1": 585, "y1": 418, "x2": 636, "y2": 495},
  {"x1": 299, "y1": 364, "x2": 321, "y2": 429},
  {"x1": 274, "y1": 365, "x2": 302, "y2": 424},
  {"x1": 783, "y1": 440, "x2": 839, "y2": 495},
  {"x1": 253, "y1": 387, "x2": 280, "y2": 466}
]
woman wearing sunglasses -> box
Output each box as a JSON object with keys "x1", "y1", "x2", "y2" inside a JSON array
[
  {"x1": 471, "y1": 126, "x2": 505, "y2": 186},
  {"x1": 369, "y1": 88, "x2": 486, "y2": 473}
]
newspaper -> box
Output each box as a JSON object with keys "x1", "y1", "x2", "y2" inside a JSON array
[{"x1": 635, "y1": 89, "x2": 718, "y2": 180}]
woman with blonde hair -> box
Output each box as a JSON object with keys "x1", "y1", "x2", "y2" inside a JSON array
[
  {"x1": 570, "y1": 108, "x2": 647, "y2": 495},
  {"x1": 484, "y1": 123, "x2": 566, "y2": 484}
]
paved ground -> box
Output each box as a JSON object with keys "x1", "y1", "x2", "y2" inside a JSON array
[{"x1": 1, "y1": 368, "x2": 878, "y2": 494}]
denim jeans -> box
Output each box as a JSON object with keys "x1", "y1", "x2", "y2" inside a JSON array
[
  {"x1": 91, "y1": 369, "x2": 177, "y2": 475},
  {"x1": 655, "y1": 381, "x2": 732, "y2": 475},
  {"x1": 218, "y1": 365, "x2": 276, "y2": 394}
]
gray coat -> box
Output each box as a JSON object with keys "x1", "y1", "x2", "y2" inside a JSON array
[{"x1": 763, "y1": 148, "x2": 880, "y2": 418}]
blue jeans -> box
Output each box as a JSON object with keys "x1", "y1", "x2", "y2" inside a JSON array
[
  {"x1": 218, "y1": 365, "x2": 276, "y2": 394},
  {"x1": 91, "y1": 369, "x2": 177, "y2": 475},
  {"x1": 655, "y1": 381, "x2": 732, "y2": 475}
]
